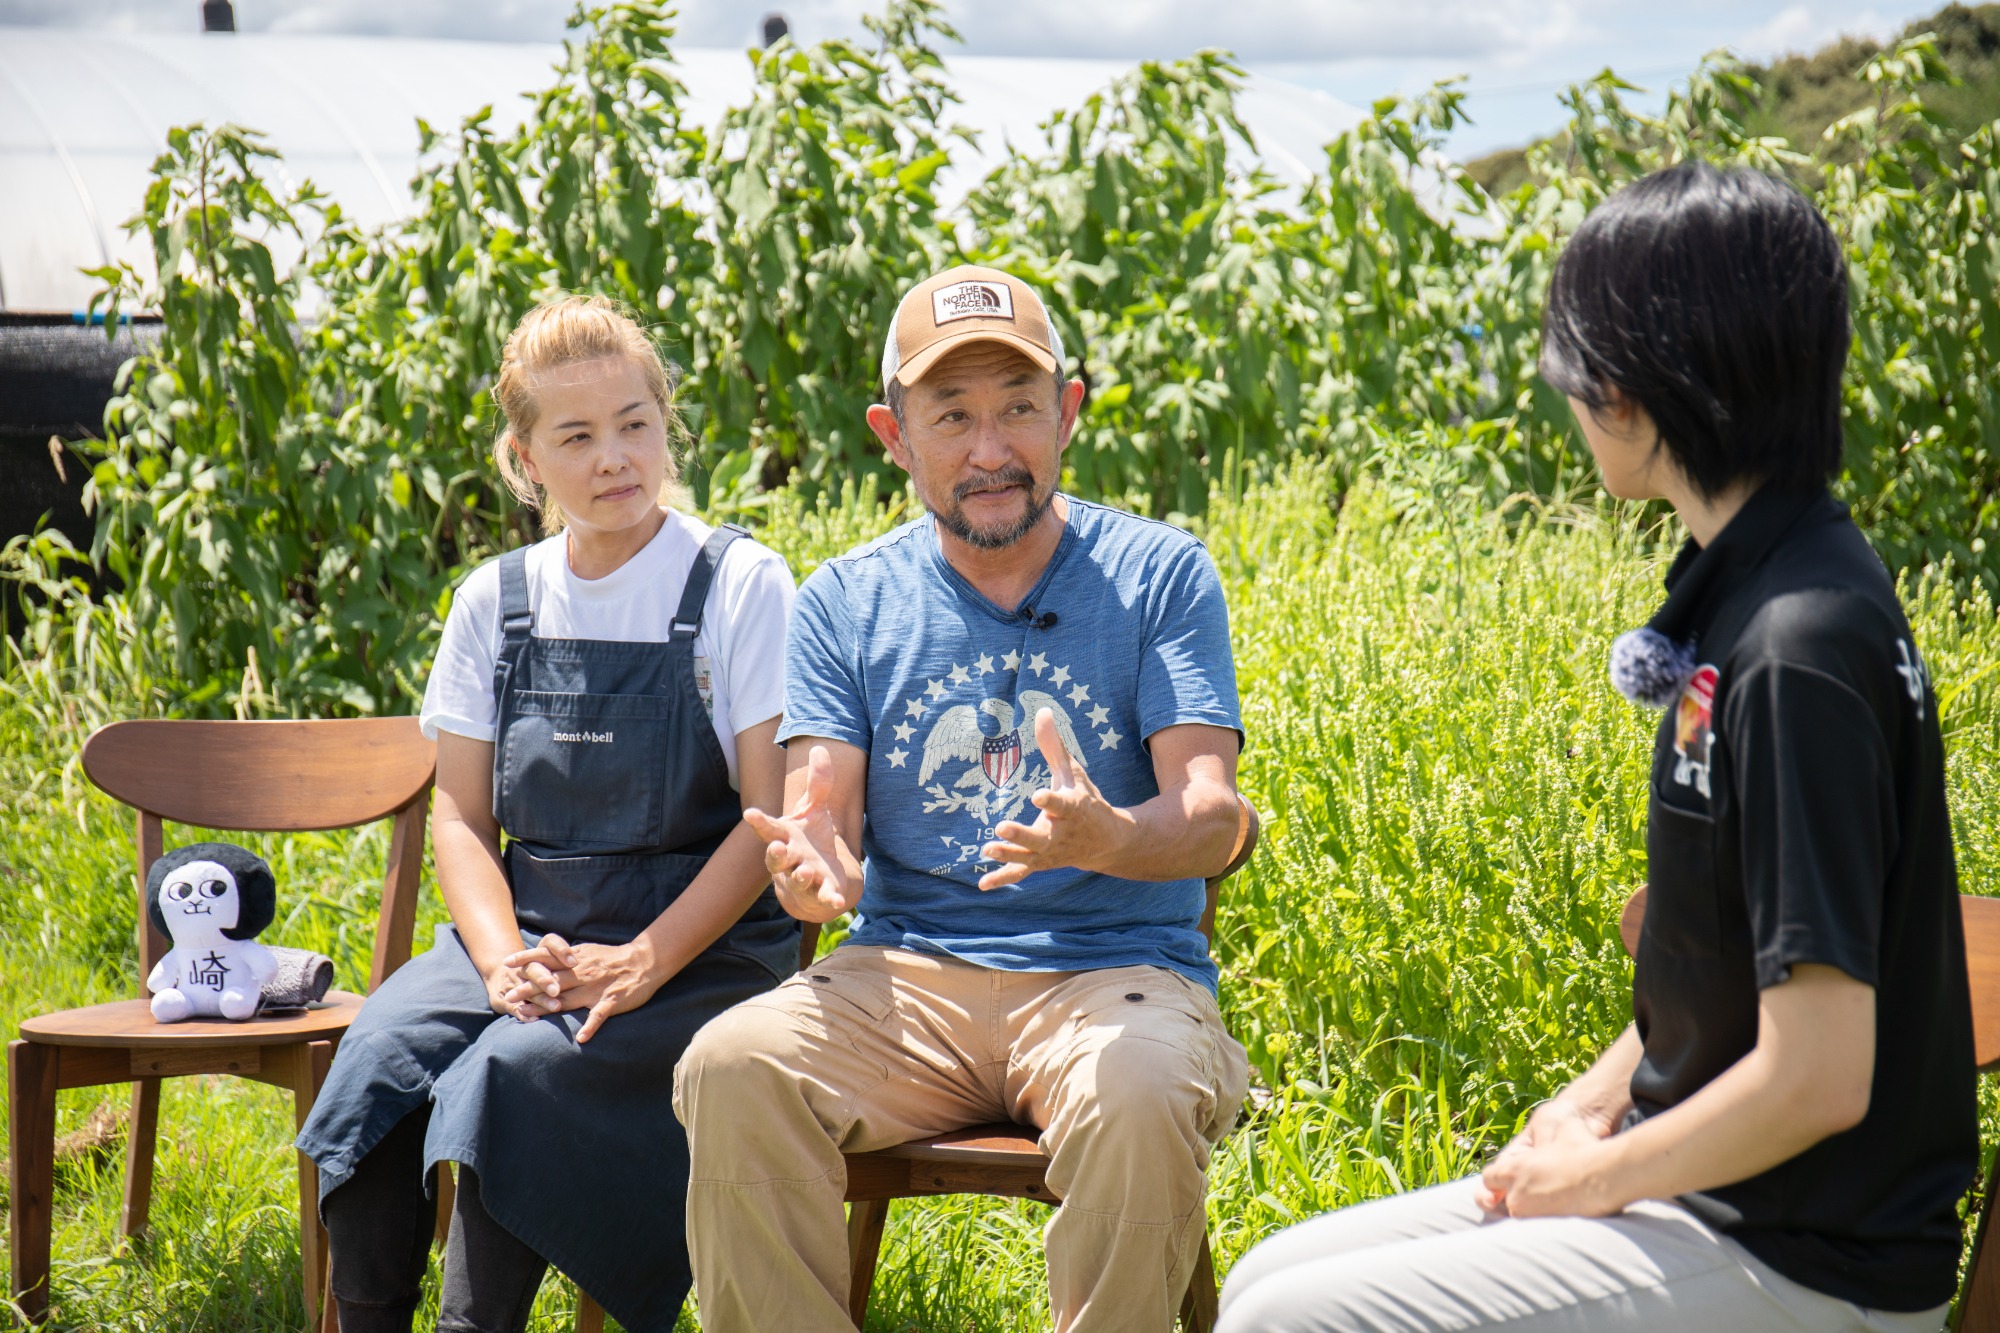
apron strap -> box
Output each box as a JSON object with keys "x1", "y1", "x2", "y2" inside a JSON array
[
  {"x1": 490, "y1": 546, "x2": 534, "y2": 827},
  {"x1": 670, "y1": 524, "x2": 749, "y2": 642},
  {"x1": 493, "y1": 545, "x2": 535, "y2": 697}
]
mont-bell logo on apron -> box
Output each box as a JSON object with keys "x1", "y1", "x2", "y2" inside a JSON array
[{"x1": 933, "y1": 281, "x2": 1014, "y2": 325}]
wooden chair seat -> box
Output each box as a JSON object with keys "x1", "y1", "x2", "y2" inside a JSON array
[
  {"x1": 20, "y1": 993, "x2": 366, "y2": 1048},
  {"x1": 844, "y1": 1123, "x2": 1057, "y2": 1203}
]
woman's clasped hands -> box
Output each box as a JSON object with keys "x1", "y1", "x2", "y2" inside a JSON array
[{"x1": 492, "y1": 934, "x2": 668, "y2": 1044}]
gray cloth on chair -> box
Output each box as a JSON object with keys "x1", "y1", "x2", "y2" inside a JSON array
[{"x1": 262, "y1": 946, "x2": 335, "y2": 1010}]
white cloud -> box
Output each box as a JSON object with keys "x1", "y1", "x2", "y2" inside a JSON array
[
  {"x1": 0, "y1": 0, "x2": 1879, "y2": 63},
  {"x1": 1734, "y1": 4, "x2": 1900, "y2": 61},
  {"x1": 949, "y1": 0, "x2": 1560, "y2": 61}
]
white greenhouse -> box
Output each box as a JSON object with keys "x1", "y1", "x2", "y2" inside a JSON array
[{"x1": 0, "y1": 25, "x2": 1366, "y2": 313}]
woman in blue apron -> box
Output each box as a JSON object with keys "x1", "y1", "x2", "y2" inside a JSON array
[{"x1": 297, "y1": 295, "x2": 800, "y2": 1333}]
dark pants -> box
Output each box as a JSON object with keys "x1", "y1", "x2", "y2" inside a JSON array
[{"x1": 323, "y1": 1107, "x2": 548, "y2": 1333}]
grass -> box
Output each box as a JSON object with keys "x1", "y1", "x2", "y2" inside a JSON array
[{"x1": 3, "y1": 460, "x2": 1998, "y2": 1330}]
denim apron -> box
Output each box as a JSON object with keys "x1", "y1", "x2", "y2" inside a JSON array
[{"x1": 297, "y1": 523, "x2": 798, "y2": 1333}]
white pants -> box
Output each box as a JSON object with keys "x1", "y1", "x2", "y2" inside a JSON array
[{"x1": 1216, "y1": 1177, "x2": 1949, "y2": 1333}]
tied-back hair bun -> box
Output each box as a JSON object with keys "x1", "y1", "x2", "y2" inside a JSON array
[{"x1": 1609, "y1": 627, "x2": 1697, "y2": 709}]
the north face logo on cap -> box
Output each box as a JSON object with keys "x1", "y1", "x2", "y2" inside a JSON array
[{"x1": 933, "y1": 280, "x2": 1015, "y2": 325}]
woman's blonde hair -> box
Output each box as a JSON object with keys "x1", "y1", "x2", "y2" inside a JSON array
[{"x1": 492, "y1": 295, "x2": 689, "y2": 533}]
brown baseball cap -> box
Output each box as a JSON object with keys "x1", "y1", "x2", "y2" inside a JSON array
[{"x1": 881, "y1": 265, "x2": 1066, "y2": 390}]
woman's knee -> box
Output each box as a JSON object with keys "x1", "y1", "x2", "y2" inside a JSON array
[
  {"x1": 1216, "y1": 1262, "x2": 1350, "y2": 1333},
  {"x1": 1217, "y1": 1228, "x2": 1300, "y2": 1320}
]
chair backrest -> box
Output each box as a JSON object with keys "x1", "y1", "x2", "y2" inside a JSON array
[
  {"x1": 794, "y1": 796, "x2": 1263, "y2": 971},
  {"x1": 81, "y1": 718, "x2": 437, "y2": 995},
  {"x1": 1960, "y1": 896, "x2": 2000, "y2": 1073}
]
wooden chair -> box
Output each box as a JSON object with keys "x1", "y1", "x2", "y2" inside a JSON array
[
  {"x1": 1617, "y1": 886, "x2": 2000, "y2": 1332},
  {"x1": 824, "y1": 798, "x2": 1259, "y2": 1332},
  {"x1": 7, "y1": 718, "x2": 436, "y2": 1332}
]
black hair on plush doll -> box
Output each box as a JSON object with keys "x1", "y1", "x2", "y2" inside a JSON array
[{"x1": 144, "y1": 842, "x2": 280, "y2": 1022}]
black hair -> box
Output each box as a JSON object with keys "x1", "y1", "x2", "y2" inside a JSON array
[
  {"x1": 145, "y1": 842, "x2": 277, "y2": 943},
  {"x1": 1539, "y1": 161, "x2": 1850, "y2": 499}
]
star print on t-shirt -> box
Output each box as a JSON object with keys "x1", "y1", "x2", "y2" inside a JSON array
[{"x1": 907, "y1": 654, "x2": 1124, "y2": 873}]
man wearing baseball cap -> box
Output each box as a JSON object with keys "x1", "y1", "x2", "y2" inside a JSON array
[{"x1": 675, "y1": 265, "x2": 1252, "y2": 1332}]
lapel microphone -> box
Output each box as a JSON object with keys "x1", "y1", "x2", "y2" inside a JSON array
[{"x1": 1022, "y1": 606, "x2": 1059, "y2": 630}]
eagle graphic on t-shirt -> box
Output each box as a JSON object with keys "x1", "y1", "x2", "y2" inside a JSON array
[{"x1": 920, "y1": 693, "x2": 1088, "y2": 793}]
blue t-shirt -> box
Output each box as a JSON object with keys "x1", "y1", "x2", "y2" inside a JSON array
[{"x1": 778, "y1": 497, "x2": 1242, "y2": 990}]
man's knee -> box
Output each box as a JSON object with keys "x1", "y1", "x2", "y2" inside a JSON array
[
  {"x1": 673, "y1": 995, "x2": 814, "y2": 1131},
  {"x1": 1077, "y1": 1023, "x2": 1246, "y2": 1142},
  {"x1": 1047, "y1": 1036, "x2": 1242, "y2": 1198}
]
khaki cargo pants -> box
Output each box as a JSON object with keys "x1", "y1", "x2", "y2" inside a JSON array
[{"x1": 672, "y1": 944, "x2": 1250, "y2": 1332}]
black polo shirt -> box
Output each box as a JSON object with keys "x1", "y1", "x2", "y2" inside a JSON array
[{"x1": 1628, "y1": 485, "x2": 1975, "y2": 1312}]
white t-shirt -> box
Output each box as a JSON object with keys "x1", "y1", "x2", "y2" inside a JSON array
[{"x1": 419, "y1": 512, "x2": 795, "y2": 788}]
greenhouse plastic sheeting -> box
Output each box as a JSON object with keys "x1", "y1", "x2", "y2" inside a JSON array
[{"x1": 0, "y1": 27, "x2": 1366, "y2": 312}]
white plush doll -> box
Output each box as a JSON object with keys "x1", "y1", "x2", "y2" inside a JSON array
[{"x1": 145, "y1": 842, "x2": 280, "y2": 1022}]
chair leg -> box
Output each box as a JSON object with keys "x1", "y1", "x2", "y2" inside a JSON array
[
  {"x1": 576, "y1": 1291, "x2": 606, "y2": 1333},
  {"x1": 434, "y1": 1152, "x2": 458, "y2": 1248},
  {"x1": 121, "y1": 1077, "x2": 162, "y2": 1237},
  {"x1": 1178, "y1": 1228, "x2": 1219, "y2": 1333},
  {"x1": 1957, "y1": 1147, "x2": 2000, "y2": 1332},
  {"x1": 283, "y1": 1040, "x2": 335, "y2": 1333},
  {"x1": 8, "y1": 1040, "x2": 59, "y2": 1324},
  {"x1": 845, "y1": 1198, "x2": 890, "y2": 1329}
]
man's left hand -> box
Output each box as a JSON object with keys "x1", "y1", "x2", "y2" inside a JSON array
[{"x1": 979, "y1": 708, "x2": 1132, "y2": 890}]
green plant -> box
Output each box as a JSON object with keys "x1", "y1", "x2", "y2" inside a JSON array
[
  {"x1": 685, "y1": 0, "x2": 965, "y2": 494},
  {"x1": 5, "y1": 2, "x2": 1995, "y2": 729},
  {"x1": 1486, "y1": 37, "x2": 2000, "y2": 595},
  {"x1": 6, "y1": 462, "x2": 1996, "y2": 1329}
]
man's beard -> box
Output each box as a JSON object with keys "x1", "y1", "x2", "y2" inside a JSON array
[{"x1": 929, "y1": 465, "x2": 1054, "y2": 550}]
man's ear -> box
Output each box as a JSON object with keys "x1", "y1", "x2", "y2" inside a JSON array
[
  {"x1": 1055, "y1": 377, "x2": 1087, "y2": 451},
  {"x1": 866, "y1": 403, "x2": 912, "y2": 475}
]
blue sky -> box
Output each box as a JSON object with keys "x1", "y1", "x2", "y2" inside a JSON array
[{"x1": 0, "y1": 0, "x2": 1950, "y2": 155}]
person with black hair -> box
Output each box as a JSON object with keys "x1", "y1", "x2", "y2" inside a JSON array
[{"x1": 1214, "y1": 161, "x2": 1975, "y2": 1332}]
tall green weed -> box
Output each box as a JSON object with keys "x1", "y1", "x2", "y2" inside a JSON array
[{"x1": 6, "y1": 463, "x2": 1997, "y2": 1328}]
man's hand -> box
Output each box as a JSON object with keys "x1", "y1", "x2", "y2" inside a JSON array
[
  {"x1": 501, "y1": 933, "x2": 667, "y2": 1044},
  {"x1": 745, "y1": 745, "x2": 861, "y2": 922},
  {"x1": 979, "y1": 709, "x2": 1133, "y2": 890}
]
